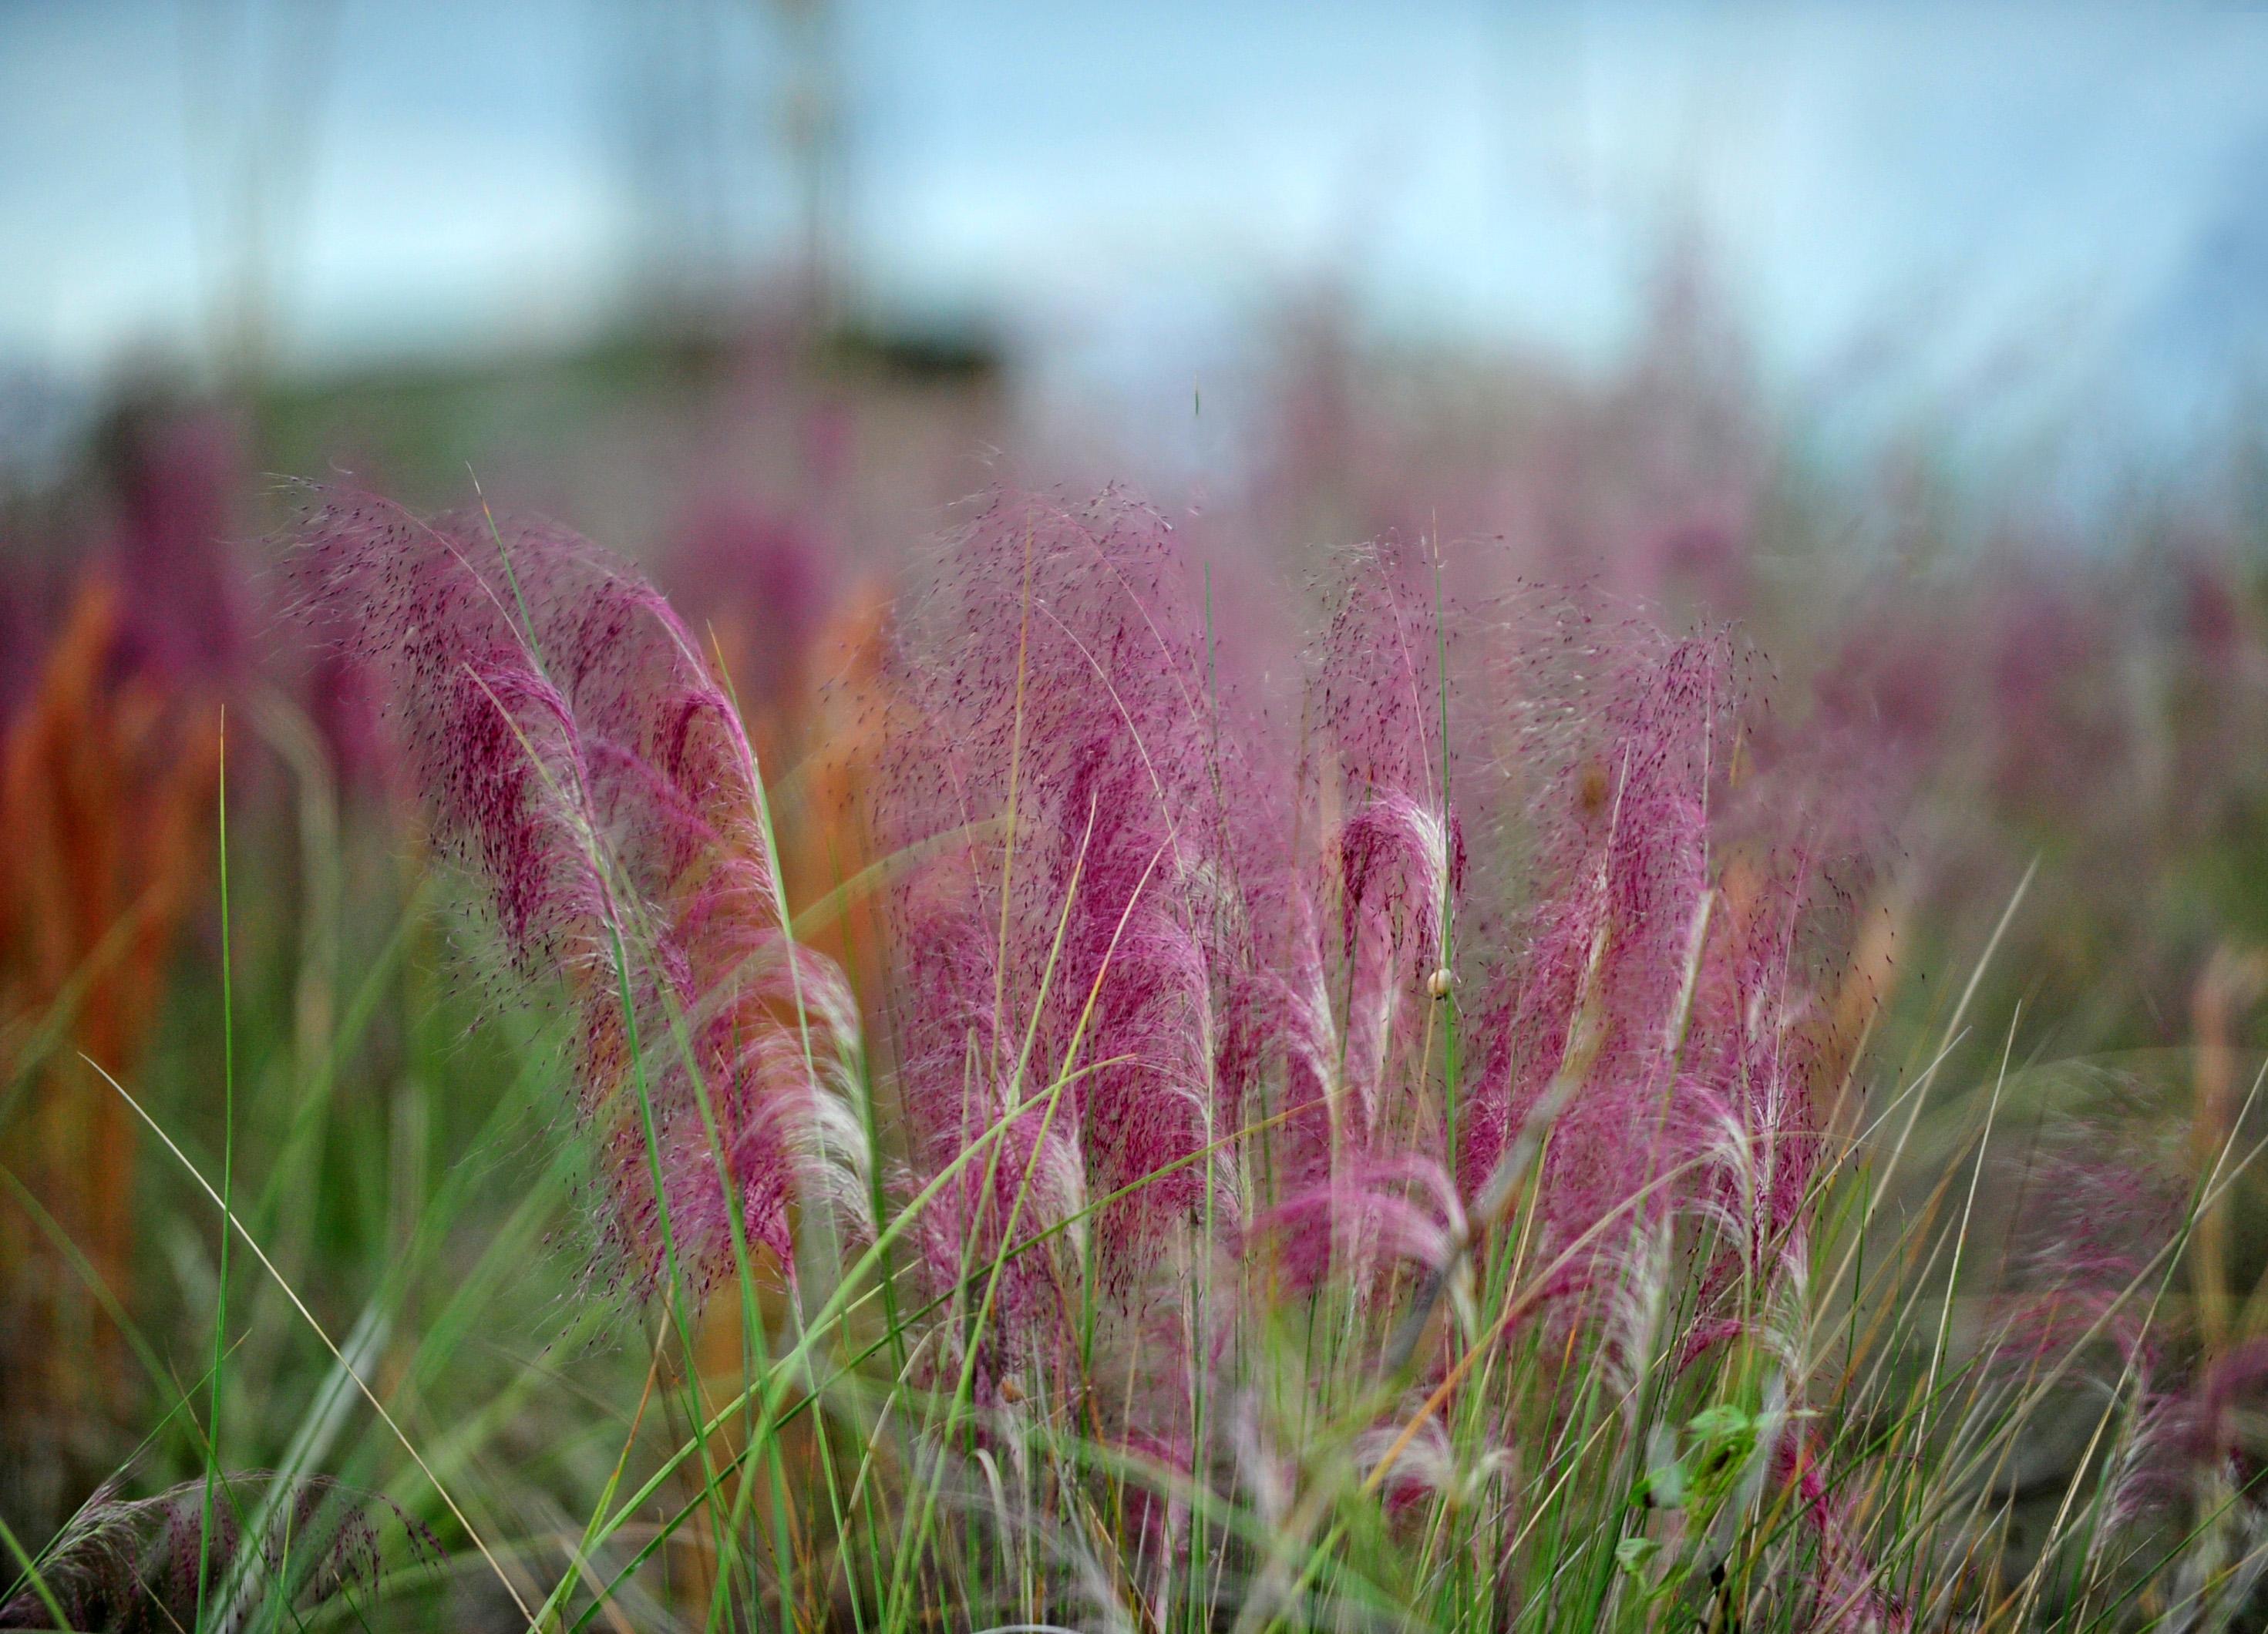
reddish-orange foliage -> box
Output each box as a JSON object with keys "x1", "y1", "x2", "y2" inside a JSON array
[{"x1": 1, "y1": 578, "x2": 217, "y2": 1444}]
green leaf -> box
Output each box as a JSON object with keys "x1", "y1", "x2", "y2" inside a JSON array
[
  {"x1": 1616, "y1": 1535, "x2": 1661, "y2": 1576},
  {"x1": 1687, "y1": 1403, "x2": 1753, "y2": 1443}
]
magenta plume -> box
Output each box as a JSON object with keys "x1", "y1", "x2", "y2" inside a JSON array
[
  {"x1": 877, "y1": 490, "x2": 1247, "y2": 1349},
  {"x1": 1220, "y1": 536, "x2": 1469, "y2": 1199},
  {"x1": 1459, "y1": 631, "x2": 1725, "y2": 1245},
  {"x1": 289, "y1": 493, "x2": 869, "y2": 1300}
]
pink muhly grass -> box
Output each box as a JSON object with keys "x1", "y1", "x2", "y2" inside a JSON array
[
  {"x1": 1250, "y1": 1154, "x2": 1469, "y2": 1302},
  {"x1": 1456, "y1": 614, "x2": 1867, "y2": 1331},
  {"x1": 877, "y1": 489, "x2": 1247, "y2": 1342},
  {"x1": 1219, "y1": 535, "x2": 1470, "y2": 1210},
  {"x1": 1770, "y1": 1424, "x2": 1911, "y2": 1632},
  {"x1": 1304, "y1": 536, "x2": 1458, "y2": 812},
  {"x1": 1416, "y1": 612, "x2": 1892, "y2": 1626},
  {"x1": 1333, "y1": 789, "x2": 1467, "y2": 1128},
  {"x1": 1459, "y1": 630, "x2": 1729, "y2": 1249},
  {"x1": 1990, "y1": 1142, "x2": 2183, "y2": 1380},
  {"x1": 0, "y1": 1473, "x2": 438, "y2": 1632},
  {"x1": 1353, "y1": 1414, "x2": 1510, "y2": 1515},
  {"x1": 273, "y1": 474, "x2": 1945, "y2": 1624},
  {"x1": 288, "y1": 493, "x2": 869, "y2": 1301}
]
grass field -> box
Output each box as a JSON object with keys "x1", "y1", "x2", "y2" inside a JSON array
[{"x1": 5, "y1": 334, "x2": 2268, "y2": 1632}]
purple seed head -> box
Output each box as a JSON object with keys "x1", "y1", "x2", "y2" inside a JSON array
[
  {"x1": 877, "y1": 489, "x2": 1248, "y2": 1306},
  {"x1": 289, "y1": 491, "x2": 869, "y2": 1300}
]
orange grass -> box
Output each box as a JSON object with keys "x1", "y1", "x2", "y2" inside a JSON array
[{"x1": 0, "y1": 578, "x2": 218, "y2": 1454}]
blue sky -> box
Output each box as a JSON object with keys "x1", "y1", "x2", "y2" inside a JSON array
[{"x1": 3, "y1": 1, "x2": 2265, "y2": 449}]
